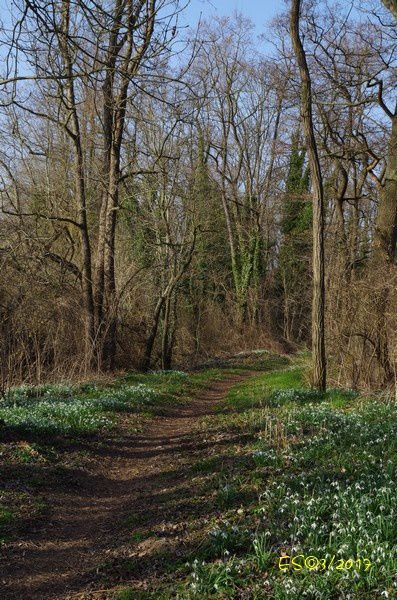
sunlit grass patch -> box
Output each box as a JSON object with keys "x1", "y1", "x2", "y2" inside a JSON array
[
  {"x1": 224, "y1": 367, "x2": 303, "y2": 411},
  {"x1": 182, "y1": 364, "x2": 397, "y2": 598},
  {"x1": 117, "y1": 367, "x2": 233, "y2": 403}
]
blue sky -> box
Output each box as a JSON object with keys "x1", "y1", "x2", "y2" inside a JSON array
[
  {"x1": 0, "y1": 0, "x2": 280, "y2": 34},
  {"x1": 181, "y1": 0, "x2": 281, "y2": 34},
  {"x1": 0, "y1": 0, "x2": 282, "y2": 54}
]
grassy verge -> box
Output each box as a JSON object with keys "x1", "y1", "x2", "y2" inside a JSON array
[
  {"x1": 0, "y1": 366, "x2": 242, "y2": 544},
  {"x1": 116, "y1": 361, "x2": 397, "y2": 599},
  {"x1": 0, "y1": 370, "x2": 218, "y2": 438}
]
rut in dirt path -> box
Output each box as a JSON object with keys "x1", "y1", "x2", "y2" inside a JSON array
[{"x1": 0, "y1": 372, "x2": 254, "y2": 600}]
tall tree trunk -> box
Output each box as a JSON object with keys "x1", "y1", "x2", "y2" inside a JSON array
[
  {"x1": 374, "y1": 115, "x2": 397, "y2": 263},
  {"x1": 101, "y1": 150, "x2": 121, "y2": 370},
  {"x1": 370, "y1": 114, "x2": 397, "y2": 383},
  {"x1": 290, "y1": 0, "x2": 326, "y2": 390},
  {"x1": 141, "y1": 297, "x2": 164, "y2": 372},
  {"x1": 161, "y1": 292, "x2": 176, "y2": 371},
  {"x1": 371, "y1": 0, "x2": 397, "y2": 382},
  {"x1": 60, "y1": 0, "x2": 95, "y2": 370},
  {"x1": 93, "y1": 12, "x2": 118, "y2": 369},
  {"x1": 95, "y1": 55, "x2": 126, "y2": 370},
  {"x1": 93, "y1": 0, "x2": 156, "y2": 370}
]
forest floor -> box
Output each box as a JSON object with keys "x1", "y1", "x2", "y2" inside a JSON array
[
  {"x1": 1, "y1": 353, "x2": 397, "y2": 599},
  {"x1": 0, "y1": 353, "x2": 278, "y2": 599}
]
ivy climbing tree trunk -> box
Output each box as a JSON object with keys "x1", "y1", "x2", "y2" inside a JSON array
[{"x1": 290, "y1": 0, "x2": 327, "y2": 391}]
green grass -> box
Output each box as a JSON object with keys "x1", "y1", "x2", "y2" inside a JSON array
[
  {"x1": 0, "y1": 365, "x2": 252, "y2": 545},
  {"x1": 0, "y1": 369, "x2": 234, "y2": 438},
  {"x1": 225, "y1": 366, "x2": 303, "y2": 411},
  {"x1": 131, "y1": 530, "x2": 154, "y2": 543},
  {"x1": 4, "y1": 355, "x2": 397, "y2": 598},
  {"x1": 158, "y1": 365, "x2": 397, "y2": 599}
]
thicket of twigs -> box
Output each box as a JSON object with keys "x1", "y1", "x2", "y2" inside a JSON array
[{"x1": 0, "y1": 0, "x2": 396, "y2": 391}]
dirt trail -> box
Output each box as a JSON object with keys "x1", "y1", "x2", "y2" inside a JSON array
[{"x1": 0, "y1": 372, "x2": 253, "y2": 599}]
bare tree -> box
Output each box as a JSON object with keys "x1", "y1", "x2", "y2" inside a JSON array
[
  {"x1": 290, "y1": 0, "x2": 326, "y2": 390},
  {"x1": 1, "y1": 0, "x2": 182, "y2": 371}
]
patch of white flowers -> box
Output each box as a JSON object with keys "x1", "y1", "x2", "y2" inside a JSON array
[
  {"x1": 95, "y1": 384, "x2": 158, "y2": 409},
  {"x1": 5, "y1": 384, "x2": 74, "y2": 406},
  {"x1": 253, "y1": 447, "x2": 281, "y2": 467},
  {"x1": 207, "y1": 519, "x2": 252, "y2": 556},
  {"x1": 190, "y1": 393, "x2": 397, "y2": 597},
  {"x1": 257, "y1": 400, "x2": 397, "y2": 595},
  {"x1": 270, "y1": 388, "x2": 323, "y2": 406},
  {"x1": 150, "y1": 370, "x2": 188, "y2": 379},
  {"x1": 0, "y1": 399, "x2": 111, "y2": 434},
  {"x1": 0, "y1": 383, "x2": 159, "y2": 435},
  {"x1": 269, "y1": 387, "x2": 358, "y2": 408}
]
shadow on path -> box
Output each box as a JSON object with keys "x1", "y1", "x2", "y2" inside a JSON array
[{"x1": 0, "y1": 372, "x2": 254, "y2": 600}]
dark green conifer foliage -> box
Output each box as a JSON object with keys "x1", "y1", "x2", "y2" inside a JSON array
[
  {"x1": 186, "y1": 135, "x2": 228, "y2": 353},
  {"x1": 279, "y1": 134, "x2": 312, "y2": 342},
  {"x1": 190, "y1": 135, "x2": 228, "y2": 290}
]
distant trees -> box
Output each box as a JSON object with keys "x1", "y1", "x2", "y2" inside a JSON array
[
  {"x1": 1, "y1": 1, "x2": 397, "y2": 387},
  {"x1": 373, "y1": 2, "x2": 397, "y2": 266},
  {"x1": 193, "y1": 17, "x2": 284, "y2": 325},
  {"x1": 369, "y1": 0, "x2": 397, "y2": 384}
]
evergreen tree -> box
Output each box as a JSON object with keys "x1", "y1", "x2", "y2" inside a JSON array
[{"x1": 279, "y1": 133, "x2": 312, "y2": 343}]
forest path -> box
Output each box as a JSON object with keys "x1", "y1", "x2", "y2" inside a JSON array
[{"x1": 0, "y1": 371, "x2": 254, "y2": 599}]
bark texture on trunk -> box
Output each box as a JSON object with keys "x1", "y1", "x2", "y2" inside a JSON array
[
  {"x1": 374, "y1": 115, "x2": 397, "y2": 263},
  {"x1": 94, "y1": 0, "x2": 156, "y2": 371},
  {"x1": 370, "y1": 114, "x2": 397, "y2": 384},
  {"x1": 60, "y1": 0, "x2": 95, "y2": 369},
  {"x1": 290, "y1": 0, "x2": 327, "y2": 391}
]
